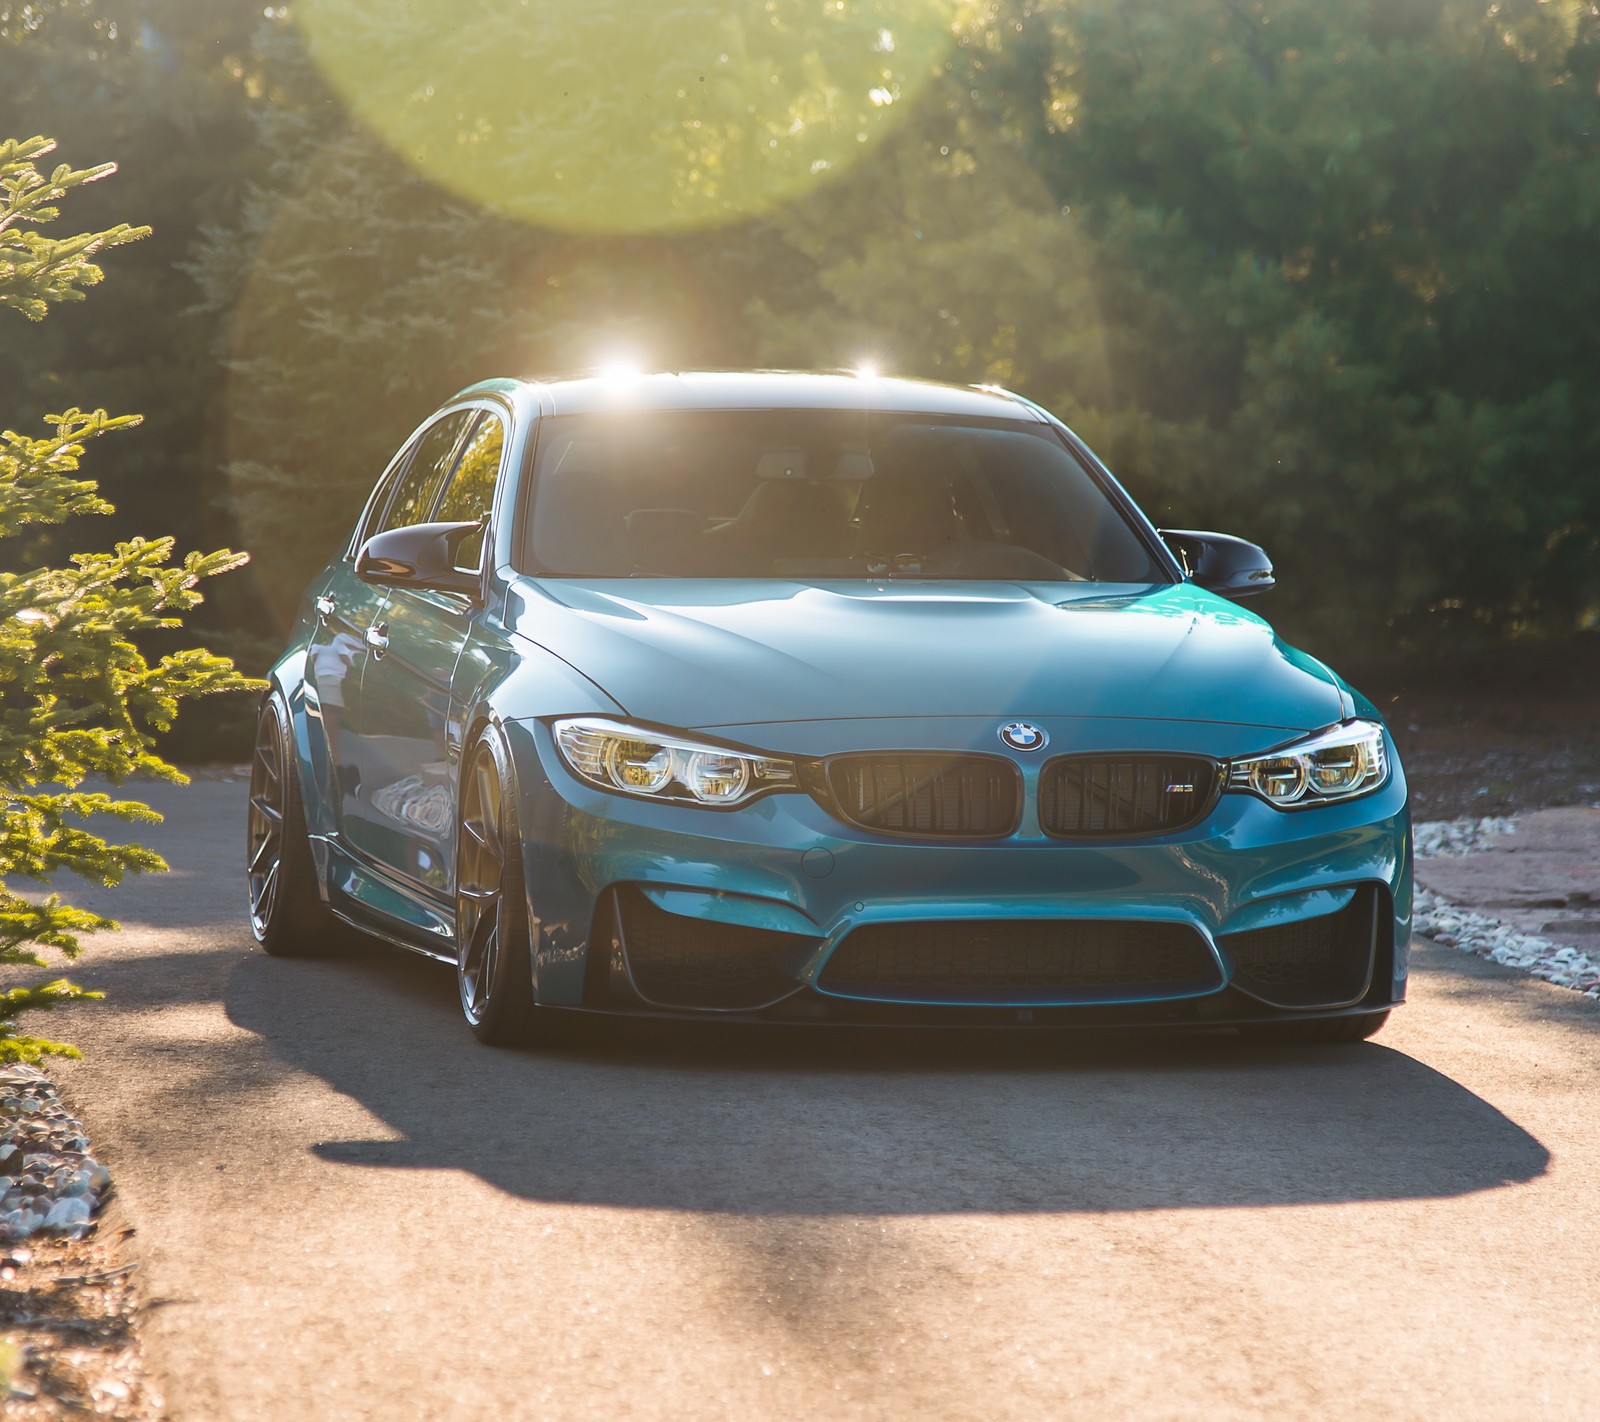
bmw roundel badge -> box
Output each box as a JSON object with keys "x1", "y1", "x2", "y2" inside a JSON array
[{"x1": 999, "y1": 721, "x2": 1047, "y2": 752}]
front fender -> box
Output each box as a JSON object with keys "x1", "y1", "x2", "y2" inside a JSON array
[
  {"x1": 455, "y1": 627, "x2": 623, "y2": 1003},
  {"x1": 266, "y1": 636, "x2": 341, "y2": 846},
  {"x1": 459, "y1": 623, "x2": 624, "y2": 733}
]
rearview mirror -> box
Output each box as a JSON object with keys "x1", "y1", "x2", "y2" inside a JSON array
[
  {"x1": 1159, "y1": 529, "x2": 1275, "y2": 600},
  {"x1": 355, "y1": 520, "x2": 483, "y2": 598}
]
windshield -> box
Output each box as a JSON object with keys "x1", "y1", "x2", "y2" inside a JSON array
[{"x1": 521, "y1": 410, "x2": 1168, "y2": 582}]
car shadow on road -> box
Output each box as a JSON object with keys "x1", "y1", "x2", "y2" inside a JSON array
[{"x1": 103, "y1": 934, "x2": 1545, "y2": 1218}]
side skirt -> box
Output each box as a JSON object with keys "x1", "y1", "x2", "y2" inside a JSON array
[{"x1": 311, "y1": 833, "x2": 459, "y2": 964}]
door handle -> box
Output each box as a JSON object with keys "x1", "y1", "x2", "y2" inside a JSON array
[
  {"x1": 315, "y1": 594, "x2": 336, "y2": 622},
  {"x1": 365, "y1": 621, "x2": 390, "y2": 658}
]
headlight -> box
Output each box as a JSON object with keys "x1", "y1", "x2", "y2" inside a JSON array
[
  {"x1": 553, "y1": 718, "x2": 798, "y2": 807},
  {"x1": 1226, "y1": 720, "x2": 1388, "y2": 808}
]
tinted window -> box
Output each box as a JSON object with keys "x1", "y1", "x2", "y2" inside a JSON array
[
  {"x1": 377, "y1": 410, "x2": 474, "y2": 534},
  {"x1": 521, "y1": 411, "x2": 1166, "y2": 583},
  {"x1": 352, "y1": 437, "x2": 420, "y2": 552},
  {"x1": 435, "y1": 411, "x2": 506, "y2": 569}
]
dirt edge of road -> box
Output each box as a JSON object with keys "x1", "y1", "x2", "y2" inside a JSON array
[{"x1": 1, "y1": 1182, "x2": 165, "y2": 1419}]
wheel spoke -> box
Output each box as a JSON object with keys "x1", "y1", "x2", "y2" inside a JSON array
[
  {"x1": 458, "y1": 746, "x2": 512, "y2": 1023},
  {"x1": 254, "y1": 859, "x2": 279, "y2": 920},
  {"x1": 474, "y1": 762, "x2": 502, "y2": 858},
  {"x1": 253, "y1": 743, "x2": 280, "y2": 788},
  {"x1": 247, "y1": 709, "x2": 289, "y2": 934},
  {"x1": 478, "y1": 923, "x2": 500, "y2": 1008},
  {"x1": 461, "y1": 904, "x2": 498, "y2": 1012},
  {"x1": 248, "y1": 829, "x2": 279, "y2": 873}
]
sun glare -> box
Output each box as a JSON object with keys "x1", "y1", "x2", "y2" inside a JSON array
[
  {"x1": 596, "y1": 354, "x2": 645, "y2": 380},
  {"x1": 295, "y1": 0, "x2": 960, "y2": 234}
]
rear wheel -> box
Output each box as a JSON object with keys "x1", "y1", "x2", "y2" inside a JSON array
[
  {"x1": 248, "y1": 693, "x2": 358, "y2": 956},
  {"x1": 1239, "y1": 1010, "x2": 1391, "y2": 1045},
  {"x1": 456, "y1": 731, "x2": 539, "y2": 1046}
]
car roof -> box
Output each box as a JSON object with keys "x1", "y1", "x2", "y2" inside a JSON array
[{"x1": 456, "y1": 370, "x2": 1045, "y2": 421}]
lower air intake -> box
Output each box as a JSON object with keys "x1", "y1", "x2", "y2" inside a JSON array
[
  {"x1": 614, "y1": 887, "x2": 813, "y2": 1011},
  {"x1": 1221, "y1": 889, "x2": 1378, "y2": 1008},
  {"x1": 817, "y1": 919, "x2": 1221, "y2": 1004}
]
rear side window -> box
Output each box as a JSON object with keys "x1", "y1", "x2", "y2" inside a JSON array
[
  {"x1": 377, "y1": 410, "x2": 475, "y2": 534},
  {"x1": 434, "y1": 410, "x2": 506, "y2": 569}
]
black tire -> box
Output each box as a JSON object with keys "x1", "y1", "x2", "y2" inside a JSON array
[
  {"x1": 247, "y1": 692, "x2": 360, "y2": 957},
  {"x1": 1239, "y1": 1010, "x2": 1391, "y2": 1046},
  {"x1": 455, "y1": 730, "x2": 540, "y2": 1046}
]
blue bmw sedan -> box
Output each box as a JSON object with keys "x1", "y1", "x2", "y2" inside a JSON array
[{"x1": 247, "y1": 372, "x2": 1411, "y2": 1046}]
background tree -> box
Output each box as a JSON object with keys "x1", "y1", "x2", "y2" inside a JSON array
[
  {"x1": 12, "y1": 0, "x2": 1596, "y2": 711},
  {"x1": 185, "y1": 12, "x2": 793, "y2": 622},
  {"x1": 0, "y1": 134, "x2": 253, "y2": 1062},
  {"x1": 955, "y1": 0, "x2": 1600, "y2": 648}
]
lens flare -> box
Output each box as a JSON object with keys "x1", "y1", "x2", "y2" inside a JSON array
[
  {"x1": 296, "y1": 0, "x2": 961, "y2": 234},
  {"x1": 596, "y1": 352, "x2": 646, "y2": 380}
]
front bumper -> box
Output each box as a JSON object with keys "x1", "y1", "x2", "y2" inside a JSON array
[{"x1": 504, "y1": 715, "x2": 1412, "y2": 1025}]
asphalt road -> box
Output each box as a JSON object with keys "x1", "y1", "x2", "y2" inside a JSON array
[{"x1": 50, "y1": 780, "x2": 1600, "y2": 1421}]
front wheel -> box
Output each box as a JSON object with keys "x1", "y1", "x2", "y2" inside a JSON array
[
  {"x1": 456, "y1": 731, "x2": 540, "y2": 1046},
  {"x1": 1239, "y1": 1010, "x2": 1391, "y2": 1046},
  {"x1": 248, "y1": 692, "x2": 360, "y2": 957}
]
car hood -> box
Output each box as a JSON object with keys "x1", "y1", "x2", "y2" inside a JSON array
[{"x1": 506, "y1": 579, "x2": 1349, "y2": 733}]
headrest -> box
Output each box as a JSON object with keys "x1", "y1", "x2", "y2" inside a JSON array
[
  {"x1": 756, "y1": 450, "x2": 808, "y2": 481},
  {"x1": 832, "y1": 445, "x2": 875, "y2": 481}
]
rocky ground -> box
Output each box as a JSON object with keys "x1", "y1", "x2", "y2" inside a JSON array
[
  {"x1": 1413, "y1": 809, "x2": 1600, "y2": 1000},
  {"x1": 0, "y1": 1067, "x2": 163, "y2": 1417},
  {"x1": 1361, "y1": 643, "x2": 1600, "y2": 1002}
]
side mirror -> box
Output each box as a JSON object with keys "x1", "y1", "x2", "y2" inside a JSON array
[
  {"x1": 355, "y1": 520, "x2": 483, "y2": 598},
  {"x1": 1159, "y1": 529, "x2": 1275, "y2": 600}
]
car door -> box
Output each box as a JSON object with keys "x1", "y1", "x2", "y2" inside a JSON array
[
  {"x1": 345, "y1": 407, "x2": 507, "y2": 898},
  {"x1": 317, "y1": 408, "x2": 477, "y2": 867},
  {"x1": 303, "y1": 438, "x2": 418, "y2": 847}
]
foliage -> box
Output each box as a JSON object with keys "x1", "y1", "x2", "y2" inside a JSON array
[
  {"x1": 0, "y1": 1, "x2": 270, "y2": 675},
  {"x1": 185, "y1": 14, "x2": 781, "y2": 620},
  {"x1": 766, "y1": 0, "x2": 1600, "y2": 649},
  {"x1": 14, "y1": 0, "x2": 1598, "y2": 672},
  {"x1": 291, "y1": 0, "x2": 956, "y2": 233},
  {"x1": 0, "y1": 135, "x2": 146, "y2": 318},
  {"x1": 0, "y1": 135, "x2": 255, "y2": 1062}
]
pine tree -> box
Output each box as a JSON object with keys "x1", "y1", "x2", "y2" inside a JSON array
[
  {"x1": 763, "y1": 0, "x2": 1600, "y2": 654},
  {"x1": 0, "y1": 135, "x2": 256, "y2": 1063}
]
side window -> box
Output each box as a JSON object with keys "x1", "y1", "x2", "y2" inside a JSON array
[
  {"x1": 351, "y1": 437, "x2": 421, "y2": 554},
  {"x1": 434, "y1": 411, "x2": 506, "y2": 570},
  {"x1": 377, "y1": 410, "x2": 475, "y2": 535}
]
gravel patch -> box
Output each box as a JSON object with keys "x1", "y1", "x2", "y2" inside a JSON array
[
  {"x1": 1414, "y1": 885, "x2": 1600, "y2": 999},
  {"x1": 0, "y1": 1229, "x2": 163, "y2": 1419},
  {"x1": 1414, "y1": 817, "x2": 1600, "y2": 1001},
  {"x1": 1412, "y1": 815, "x2": 1518, "y2": 859},
  {"x1": 0, "y1": 1066, "x2": 161, "y2": 1418},
  {"x1": 0, "y1": 1066, "x2": 112, "y2": 1242}
]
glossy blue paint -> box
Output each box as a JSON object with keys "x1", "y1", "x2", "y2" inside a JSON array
[
  {"x1": 510, "y1": 580, "x2": 1348, "y2": 732},
  {"x1": 502, "y1": 711, "x2": 1409, "y2": 1008},
  {"x1": 266, "y1": 371, "x2": 1411, "y2": 1027}
]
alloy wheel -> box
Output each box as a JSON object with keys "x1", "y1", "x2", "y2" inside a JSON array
[
  {"x1": 247, "y1": 706, "x2": 285, "y2": 937},
  {"x1": 457, "y1": 748, "x2": 504, "y2": 1025}
]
